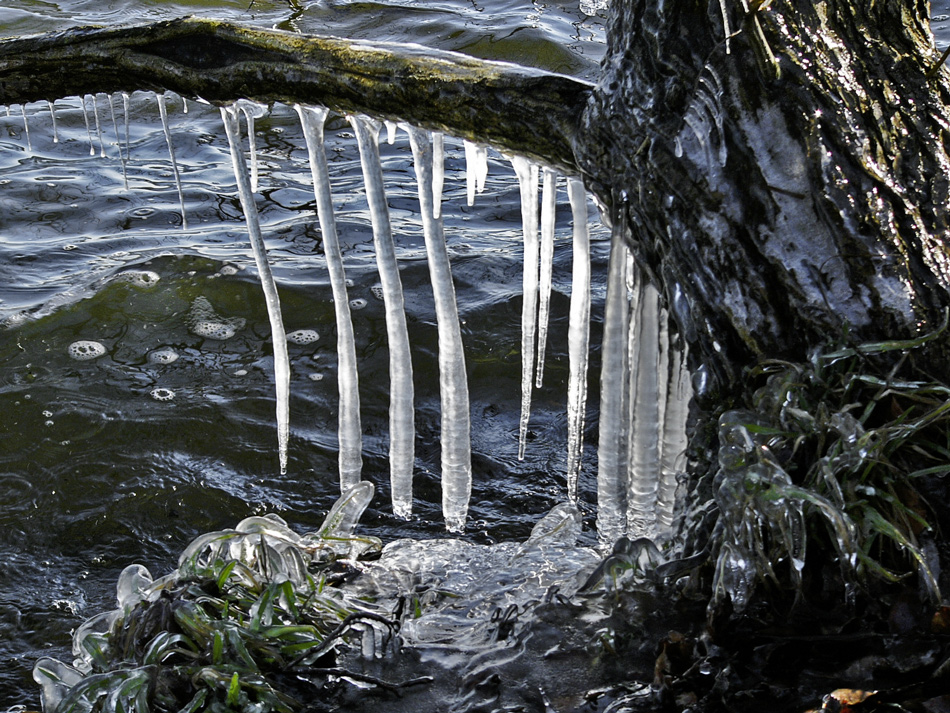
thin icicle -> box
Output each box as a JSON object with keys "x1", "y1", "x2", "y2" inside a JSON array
[
  {"x1": 384, "y1": 120, "x2": 397, "y2": 145},
  {"x1": 122, "y1": 93, "x2": 131, "y2": 166},
  {"x1": 47, "y1": 101, "x2": 58, "y2": 143},
  {"x1": 236, "y1": 99, "x2": 267, "y2": 193},
  {"x1": 20, "y1": 105, "x2": 31, "y2": 153},
  {"x1": 221, "y1": 105, "x2": 291, "y2": 475},
  {"x1": 626, "y1": 279, "x2": 664, "y2": 541},
  {"x1": 182, "y1": 98, "x2": 189, "y2": 114},
  {"x1": 108, "y1": 95, "x2": 128, "y2": 190},
  {"x1": 157, "y1": 93, "x2": 188, "y2": 230},
  {"x1": 510, "y1": 156, "x2": 540, "y2": 461},
  {"x1": 474, "y1": 144, "x2": 488, "y2": 194},
  {"x1": 535, "y1": 167, "x2": 557, "y2": 388},
  {"x1": 565, "y1": 177, "x2": 591, "y2": 501},
  {"x1": 81, "y1": 95, "x2": 95, "y2": 156},
  {"x1": 407, "y1": 124, "x2": 472, "y2": 532},
  {"x1": 657, "y1": 344, "x2": 691, "y2": 533},
  {"x1": 464, "y1": 140, "x2": 477, "y2": 206},
  {"x1": 349, "y1": 115, "x2": 415, "y2": 518},
  {"x1": 596, "y1": 227, "x2": 630, "y2": 547},
  {"x1": 295, "y1": 104, "x2": 363, "y2": 493},
  {"x1": 432, "y1": 132, "x2": 444, "y2": 219},
  {"x1": 91, "y1": 94, "x2": 105, "y2": 158}
]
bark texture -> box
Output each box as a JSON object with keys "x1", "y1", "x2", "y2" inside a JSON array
[
  {"x1": 577, "y1": 0, "x2": 950, "y2": 394},
  {"x1": 0, "y1": 17, "x2": 591, "y2": 173}
]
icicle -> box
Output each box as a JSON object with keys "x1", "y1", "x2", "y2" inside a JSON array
[
  {"x1": 657, "y1": 344, "x2": 691, "y2": 533},
  {"x1": 91, "y1": 94, "x2": 105, "y2": 158},
  {"x1": 157, "y1": 93, "x2": 188, "y2": 230},
  {"x1": 236, "y1": 99, "x2": 267, "y2": 193},
  {"x1": 625, "y1": 279, "x2": 665, "y2": 541},
  {"x1": 20, "y1": 105, "x2": 31, "y2": 153},
  {"x1": 81, "y1": 95, "x2": 95, "y2": 156},
  {"x1": 384, "y1": 120, "x2": 397, "y2": 145},
  {"x1": 122, "y1": 93, "x2": 131, "y2": 165},
  {"x1": 221, "y1": 105, "x2": 291, "y2": 475},
  {"x1": 535, "y1": 167, "x2": 557, "y2": 388},
  {"x1": 432, "y1": 132, "x2": 444, "y2": 219},
  {"x1": 407, "y1": 124, "x2": 472, "y2": 532},
  {"x1": 182, "y1": 98, "x2": 189, "y2": 114},
  {"x1": 47, "y1": 101, "x2": 58, "y2": 143},
  {"x1": 108, "y1": 95, "x2": 128, "y2": 190},
  {"x1": 474, "y1": 144, "x2": 488, "y2": 194},
  {"x1": 596, "y1": 227, "x2": 630, "y2": 546},
  {"x1": 510, "y1": 156, "x2": 540, "y2": 461},
  {"x1": 464, "y1": 140, "x2": 477, "y2": 206},
  {"x1": 349, "y1": 115, "x2": 415, "y2": 517},
  {"x1": 565, "y1": 177, "x2": 591, "y2": 501},
  {"x1": 295, "y1": 104, "x2": 363, "y2": 493}
]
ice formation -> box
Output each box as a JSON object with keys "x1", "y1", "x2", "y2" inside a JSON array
[
  {"x1": 157, "y1": 93, "x2": 188, "y2": 229},
  {"x1": 407, "y1": 124, "x2": 472, "y2": 532},
  {"x1": 296, "y1": 105, "x2": 363, "y2": 492},
  {"x1": 350, "y1": 114, "x2": 415, "y2": 517},
  {"x1": 535, "y1": 167, "x2": 557, "y2": 388}
]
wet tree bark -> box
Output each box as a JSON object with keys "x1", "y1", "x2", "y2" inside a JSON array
[{"x1": 577, "y1": 0, "x2": 950, "y2": 395}]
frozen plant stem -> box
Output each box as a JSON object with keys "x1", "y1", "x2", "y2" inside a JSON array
[{"x1": 221, "y1": 105, "x2": 291, "y2": 475}]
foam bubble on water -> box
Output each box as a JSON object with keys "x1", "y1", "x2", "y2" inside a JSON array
[
  {"x1": 309, "y1": 373, "x2": 324, "y2": 381},
  {"x1": 149, "y1": 388, "x2": 175, "y2": 402},
  {"x1": 185, "y1": 296, "x2": 245, "y2": 340},
  {"x1": 217, "y1": 264, "x2": 240, "y2": 277},
  {"x1": 147, "y1": 347, "x2": 179, "y2": 364},
  {"x1": 68, "y1": 340, "x2": 106, "y2": 361},
  {"x1": 287, "y1": 329, "x2": 319, "y2": 345},
  {"x1": 349, "y1": 298, "x2": 368, "y2": 310},
  {"x1": 370, "y1": 284, "x2": 384, "y2": 301},
  {"x1": 233, "y1": 369, "x2": 248, "y2": 377},
  {"x1": 111, "y1": 270, "x2": 160, "y2": 288}
]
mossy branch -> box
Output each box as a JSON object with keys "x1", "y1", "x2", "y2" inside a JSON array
[{"x1": 0, "y1": 16, "x2": 592, "y2": 172}]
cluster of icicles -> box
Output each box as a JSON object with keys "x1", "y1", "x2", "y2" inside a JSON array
[{"x1": 16, "y1": 92, "x2": 692, "y2": 542}]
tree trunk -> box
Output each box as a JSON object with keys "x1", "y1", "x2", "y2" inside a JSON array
[{"x1": 578, "y1": 0, "x2": 950, "y2": 395}]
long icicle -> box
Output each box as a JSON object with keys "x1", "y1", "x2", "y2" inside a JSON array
[
  {"x1": 47, "y1": 100, "x2": 58, "y2": 143},
  {"x1": 296, "y1": 104, "x2": 363, "y2": 493},
  {"x1": 237, "y1": 99, "x2": 268, "y2": 193},
  {"x1": 157, "y1": 93, "x2": 188, "y2": 229},
  {"x1": 657, "y1": 343, "x2": 691, "y2": 534},
  {"x1": 350, "y1": 115, "x2": 415, "y2": 517},
  {"x1": 535, "y1": 167, "x2": 557, "y2": 388},
  {"x1": 596, "y1": 224, "x2": 630, "y2": 546},
  {"x1": 91, "y1": 93, "x2": 105, "y2": 157},
  {"x1": 407, "y1": 124, "x2": 472, "y2": 532},
  {"x1": 81, "y1": 95, "x2": 95, "y2": 156},
  {"x1": 108, "y1": 94, "x2": 129, "y2": 190},
  {"x1": 565, "y1": 177, "x2": 590, "y2": 501},
  {"x1": 626, "y1": 278, "x2": 664, "y2": 541},
  {"x1": 20, "y1": 104, "x2": 31, "y2": 153},
  {"x1": 221, "y1": 105, "x2": 291, "y2": 475},
  {"x1": 432, "y1": 132, "x2": 444, "y2": 219},
  {"x1": 511, "y1": 156, "x2": 540, "y2": 460}
]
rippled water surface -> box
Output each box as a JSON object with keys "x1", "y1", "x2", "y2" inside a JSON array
[{"x1": 0, "y1": 0, "x2": 611, "y2": 707}]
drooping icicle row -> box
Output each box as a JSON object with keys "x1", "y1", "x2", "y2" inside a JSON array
[
  {"x1": 221, "y1": 105, "x2": 291, "y2": 475},
  {"x1": 296, "y1": 105, "x2": 364, "y2": 494},
  {"x1": 510, "y1": 156, "x2": 541, "y2": 461},
  {"x1": 407, "y1": 124, "x2": 472, "y2": 532},
  {"x1": 432, "y1": 132, "x2": 445, "y2": 219},
  {"x1": 350, "y1": 115, "x2": 415, "y2": 518},
  {"x1": 596, "y1": 225, "x2": 631, "y2": 545},
  {"x1": 565, "y1": 177, "x2": 591, "y2": 501},
  {"x1": 535, "y1": 167, "x2": 557, "y2": 388},
  {"x1": 157, "y1": 94, "x2": 188, "y2": 229}
]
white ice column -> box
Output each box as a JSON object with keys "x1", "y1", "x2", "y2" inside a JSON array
[
  {"x1": 432, "y1": 132, "x2": 445, "y2": 219},
  {"x1": 565, "y1": 177, "x2": 590, "y2": 501},
  {"x1": 657, "y1": 343, "x2": 692, "y2": 534},
  {"x1": 350, "y1": 115, "x2": 415, "y2": 518},
  {"x1": 510, "y1": 156, "x2": 540, "y2": 460},
  {"x1": 596, "y1": 227, "x2": 631, "y2": 546},
  {"x1": 158, "y1": 94, "x2": 188, "y2": 229},
  {"x1": 296, "y1": 105, "x2": 364, "y2": 493},
  {"x1": 221, "y1": 105, "x2": 291, "y2": 475},
  {"x1": 625, "y1": 277, "x2": 665, "y2": 541},
  {"x1": 535, "y1": 167, "x2": 557, "y2": 388},
  {"x1": 407, "y1": 125, "x2": 472, "y2": 532}
]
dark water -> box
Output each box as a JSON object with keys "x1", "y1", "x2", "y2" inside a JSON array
[{"x1": 0, "y1": 2, "x2": 610, "y2": 707}]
